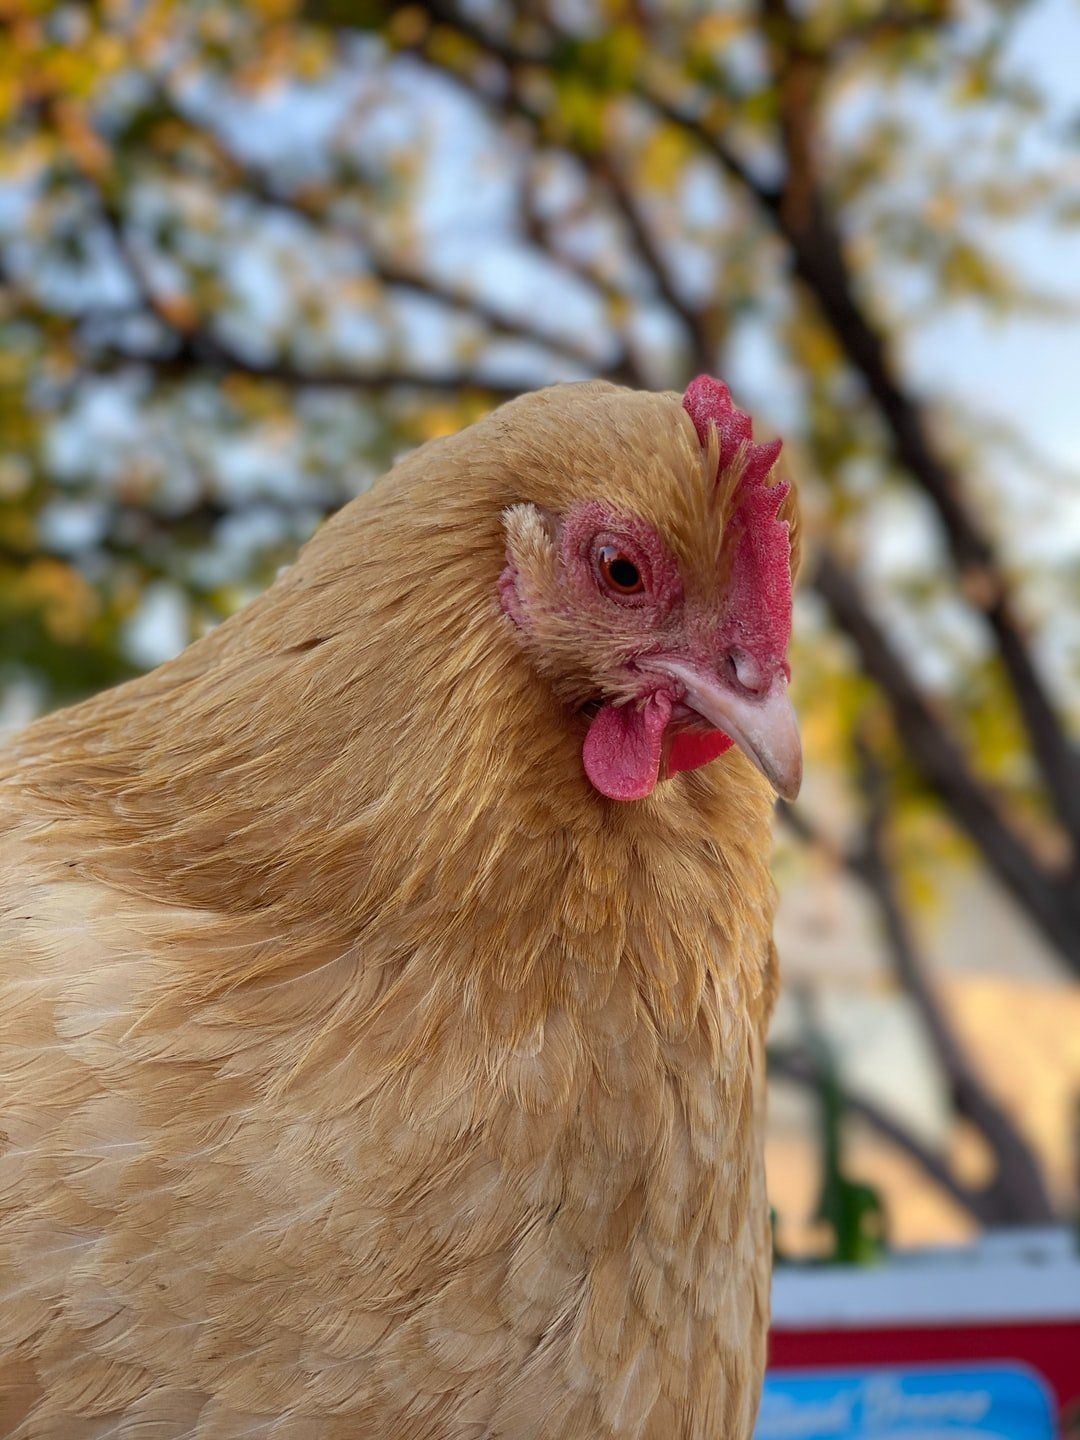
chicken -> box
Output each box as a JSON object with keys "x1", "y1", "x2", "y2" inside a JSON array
[{"x1": 0, "y1": 376, "x2": 800, "y2": 1440}]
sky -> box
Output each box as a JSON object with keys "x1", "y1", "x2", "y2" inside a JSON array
[
  {"x1": 180, "y1": 0, "x2": 1080, "y2": 701},
  {"x1": 4, "y1": 0, "x2": 1077, "y2": 690},
  {"x1": 911, "y1": 0, "x2": 1080, "y2": 477}
]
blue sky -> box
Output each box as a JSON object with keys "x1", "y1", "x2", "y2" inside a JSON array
[
  {"x1": 4, "y1": 0, "x2": 1076, "y2": 692},
  {"x1": 913, "y1": 0, "x2": 1079, "y2": 477}
]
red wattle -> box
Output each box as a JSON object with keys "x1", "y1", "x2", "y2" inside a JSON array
[
  {"x1": 582, "y1": 692, "x2": 672, "y2": 801},
  {"x1": 667, "y1": 729, "x2": 734, "y2": 776}
]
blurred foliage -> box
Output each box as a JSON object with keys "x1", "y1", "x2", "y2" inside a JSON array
[
  {"x1": 1, "y1": 10, "x2": 1077, "y2": 914},
  {"x1": 809, "y1": 1035, "x2": 888, "y2": 1266}
]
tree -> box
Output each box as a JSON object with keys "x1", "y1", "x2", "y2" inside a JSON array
[{"x1": 2, "y1": 0, "x2": 1077, "y2": 1237}]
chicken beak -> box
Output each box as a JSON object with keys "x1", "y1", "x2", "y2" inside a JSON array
[{"x1": 651, "y1": 658, "x2": 803, "y2": 800}]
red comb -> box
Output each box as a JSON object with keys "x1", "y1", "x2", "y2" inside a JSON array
[
  {"x1": 682, "y1": 375, "x2": 782, "y2": 487},
  {"x1": 683, "y1": 374, "x2": 792, "y2": 661}
]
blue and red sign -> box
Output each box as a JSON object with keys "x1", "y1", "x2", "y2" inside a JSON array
[
  {"x1": 764, "y1": 1231, "x2": 1080, "y2": 1437},
  {"x1": 757, "y1": 1364, "x2": 1056, "y2": 1440}
]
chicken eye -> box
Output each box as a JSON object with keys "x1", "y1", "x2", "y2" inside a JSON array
[{"x1": 597, "y1": 546, "x2": 645, "y2": 595}]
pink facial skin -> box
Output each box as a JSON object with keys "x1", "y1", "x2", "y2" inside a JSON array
[
  {"x1": 501, "y1": 376, "x2": 797, "y2": 802},
  {"x1": 557, "y1": 501, "x2": 684, "y2": 618},
  {"x1": 501, "y1": 498, "x2": 760, "y2": 800},
  {"x1": 572, "y1": 498, "x2": 741, "y2": 801}
]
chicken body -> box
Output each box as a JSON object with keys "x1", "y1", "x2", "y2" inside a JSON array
[{"x1": 0, "y1": 383, "x2": 791, "y2": 1439}]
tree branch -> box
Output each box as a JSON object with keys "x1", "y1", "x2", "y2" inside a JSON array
[
  {"x1": 780, "y1": 741, "x2": 1057, "y2": 1224},
  {"x1": 438, "y1": 0, "x2": 1078, "y2": 857},
  {"x1": 597, "y1": 158, "x2": 713, "y2": 372},
  {"x1": 79, "y1": 181, "x2": 539, "y2": 400},
  {"x1": 812, "y1": 548, "x2": 1080, "y2": 971},
  {"x1": 84, "y1": 337, "x2": 533, "y2": 398},
  {"x1": 851, "y1": 735, "x2": 1056, "y2": 1221},
  {"x1": 519, "y1": 174, "x2": 649, "y2": 387},
  {"x1": 791, "y1": 223, "x2": 1080, "y2": 842},
  {"x1": 188, "y1": 138, "x2": 631, "y2": 381},
  {"x1": 829, "y1": 4, "x2": 952, "y2": 57},
  {"x1": 412, "y1": 3, "x2": 716, "y2": 374},
  {"x1": 409, "y1": 4, "x2": 1080, "y2": 855},
  {"x1": 769, "y1": 1044, "x2": 999, "y2": 1224},
  {"x1": 749, "y1": 0, "x2": 1080, "y2": 849}
]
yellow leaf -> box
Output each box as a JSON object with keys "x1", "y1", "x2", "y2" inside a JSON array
[{"x1": 637, "y1": 125, "x2": 691, "y2": 194}]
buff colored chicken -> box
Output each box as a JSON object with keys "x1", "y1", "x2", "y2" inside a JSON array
[{"x1": 0, "y1": 376, "x2": 800, "y2": 1440}]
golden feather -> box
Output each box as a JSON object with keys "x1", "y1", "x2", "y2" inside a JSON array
[{"x1": 0, "y1": 382, "x2": 786, "y2": 1438}]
